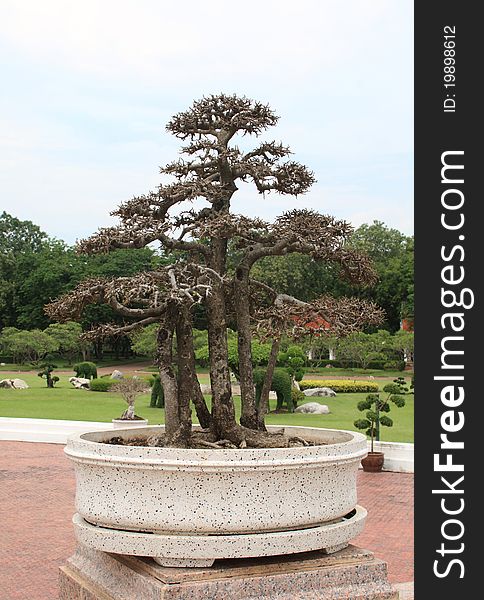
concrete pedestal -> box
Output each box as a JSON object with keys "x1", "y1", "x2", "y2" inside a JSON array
[{"x1": 59, "y1": 544, "x2": 399, "y2": 600}]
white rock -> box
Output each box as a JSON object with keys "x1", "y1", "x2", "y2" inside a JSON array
[
  {"x1": 0, "y1": 378, "x2": 28, "y2": 389},
  {"x1": 69, "y1": 377, "x2": 91, "y2": 389},
  {"x1": 303, "y1": 387, "x2": 336, "y2": 397},
  {"x1": 200, "y1": 384, "x2": 212, "y2": 395},
  {"x1": 12, "y1": 378, "x2": 29, "y2": 389},
  {"x1": 110, "y1": 370, "x2": 124, "y2": 380},
  {"x1": 295, "y1": 402, "x2": 331, "y2": 414},
  {"x1": 0, "y1": 379, "x2": 15, "y2": 389}
]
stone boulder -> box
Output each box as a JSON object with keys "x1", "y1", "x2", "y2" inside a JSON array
[
  {"x1": 0, "y1": 378, "x2": 29, "y2": 389},
  {"x1": 295, "y1": 402, "x2": 330, "y2": 414},
  {"x1": 110, "y1": 370, "x2": 124, "y2": 380},
  {"x1": 12, "y1": 378, "x2": 29, "y2": 389},
  {"x1": 69, "y1": 377, "x2": 91, "y2": 389},
  {"x1": 303, "y1": 387, "x2": 336, "y2": 397}
]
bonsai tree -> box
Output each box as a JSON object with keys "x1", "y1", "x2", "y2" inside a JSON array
[
  {"x1": 354, "y1": 381, "x2": 406, "y2": 451},
  {"x1": 111, "y1": 377, "x2": 150, "y2": 420},
  {"x1": 46, "y1": 94, "x2": 383, "y2": 449},
  {"x1": 37, "y1": 363, "x2": 59, "y2": 388}
]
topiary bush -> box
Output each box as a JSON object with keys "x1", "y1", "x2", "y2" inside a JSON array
[
  {"x1": 383, "y1": 360, "x2": 405, "y2": 371},
  {"x1": 73, "y1": 361, "x2": 98, "y2": 380},
  {"x1": 150, "y1": 374, "x2": 165, "y2": 408},
  {"x1": 278, "y1": 345, "x2": 307, "y2": 382},
  {"x1": 300, "y1": 380, "x2": 379, "y2": 393},
  {"x1": 254, "y1": 368, "x2": 294, "y2": 412},
  {"x1": 291, "y1": 386, "x2": 305, "y2": 408},
  {"x1": 89, "y1": 379, "x2": 114, "y2": 392},
  {"x1": 308, "y1": 359, "x2": 390, "y2": 370},
  {"x1": 37, "y1": 363, "x2": 59, "y2": 388}
]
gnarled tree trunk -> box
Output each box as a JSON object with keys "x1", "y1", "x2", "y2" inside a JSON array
[
  {"x1": 155, "y1": 305, "x2": 179, "y2": 444},
  {"x1": 257, "y1": 337, "x2": 281, "y2": 428},
  {"x1": 175, "y1": 306, "x2": 194, "y2": 446},
  {"x1": 234, "y1": 267, "x2": 258, "y2": 430}
]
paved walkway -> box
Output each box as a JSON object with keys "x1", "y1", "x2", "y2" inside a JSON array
[{"x1": 0, "y1": 441, "x2": 413, "y2": 600}]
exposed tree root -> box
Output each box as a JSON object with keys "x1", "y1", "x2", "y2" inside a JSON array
[{"x1": 104, "y1": 426, "x2": 319, "y2": 449}]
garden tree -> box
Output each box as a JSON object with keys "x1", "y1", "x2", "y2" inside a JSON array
[
  {"x1": 391, "y1": 329, "x2": 414, "y2": 364},
  {"x1": 250, "y1": 221, "x2": 414, "y2": 332},
  {"x1": 37, "y1": 363, "x2": 59, "y2": 388},
  {"x1": 349, "y1": 220, "x2": 408, "y2": 261},
  {"x1": 45, "y1": 321, "x2": 84, "y2": 364},
  {"x1": 0, "y1": 327, "x2": 59, "y2": 364},
  {"x1": 0, "y1": 211, "x2": 48, "y2": 254},
  {"x1": 0, "y1": 212, "x2": 49, "y2": 328},
  {"x1": 349, "y1": 223, "x2": 414, "y2": 330},
  {"x1": 249, "y1": 252, "x2": 338, "y2": 302},
  {"x1": 131, "y1": 324, "x2": 208, "y2": 361},
  {"x1": 337, "y1": 330, "x2": 392, "y2": 369},
  {"x1": 303, "y1": 334, "x2": 340, "y2": 363},
  {"x1": 130, "y1": 323, "x2": 159, "y2": 358},
  {"x1": 13, "y1": 241, "x2": 81, "y2": 329},
  {"x1": 0, "y1": 216, "x2": 161, "y2": 332},
  {"x1": 196, "y1": 337, "x2": 272, "y2": 379},
  {"x1": 46, "y1": 94, "x2": 382, "y2": 448}
]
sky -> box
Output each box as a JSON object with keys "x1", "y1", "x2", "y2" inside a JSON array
[{"x1": 0, "y1": 0, "x2": 413, "y2": 245}]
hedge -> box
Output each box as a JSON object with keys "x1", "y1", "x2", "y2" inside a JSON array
[
  {"x1": 299, "y1": 380, "x2": 379, "y2": 393},
  {"x1": 89, "y1": 379, "x2": 114, "y2": 392},
  {"x1": 308, "y1": 359, "x2": 404, "y2": 371}
]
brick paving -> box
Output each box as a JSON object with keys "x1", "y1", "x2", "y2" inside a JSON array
[{"x1": 0, "y1": 441, "x2": 413, "y2": 600}]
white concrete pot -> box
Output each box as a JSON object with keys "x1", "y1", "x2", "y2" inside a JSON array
[
  {"x1": 66, "y1": 425, "x2": 368, "y2": 567},
  {"x1": 111, "y1": 418, "x2": 149, "y2": 429}
]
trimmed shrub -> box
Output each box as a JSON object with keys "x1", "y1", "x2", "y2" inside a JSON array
[
  {"x1": 254, "y1": 368, "x2": 294, "y2": 412},
  {"x1": 89, "y1": 379, "x2": 114, "y2": 392},
  {"x1": 383, "y1": 360, "x2": 405, "y2": 371},
  {"x1": 150, "y1": 374, "x2": 165, "y2": 408},
  {"x1": 291, "y1": 386, "x2": 306, "y2": 407},
  {"x1": 309, "y1": 359, "x2": 387, "y2": 370},
  {"x1": 73, "y1": 361, "x2": 98, "y2": 379},
  {"x1": 299, "y1": 380, "x2": 379, "y2": 393}
]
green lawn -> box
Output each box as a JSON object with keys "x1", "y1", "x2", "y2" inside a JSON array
[{"x1": 0, "y1": 372, "x2": 414, "y2": 442}]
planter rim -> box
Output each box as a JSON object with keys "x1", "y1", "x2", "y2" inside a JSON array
[{"x1": 65, "y1": 425, "x2": 367, "y2": 471}]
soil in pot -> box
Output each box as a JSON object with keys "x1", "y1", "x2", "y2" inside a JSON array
[{"x1": 361, "y1": 451, "x2": 384, "y2": 472}]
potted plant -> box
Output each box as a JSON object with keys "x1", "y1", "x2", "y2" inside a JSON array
[
  {"x1": 46, "y1": 94, "x2": 384, "y2": 568},
  {"x1": 111, "y1": 377, "x2": 150, "y2": 429},
  {"x1": 354, "y1": 378, "x2": 407, "y2": 472}
]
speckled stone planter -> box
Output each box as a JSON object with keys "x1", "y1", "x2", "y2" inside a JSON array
[{"x1": 65, "y1": 425, "x2": 368, "y2": 567}]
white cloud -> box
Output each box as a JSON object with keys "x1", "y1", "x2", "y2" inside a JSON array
[{"x1": 0, "y1": 0, "x2": 413, "y2": 241}]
